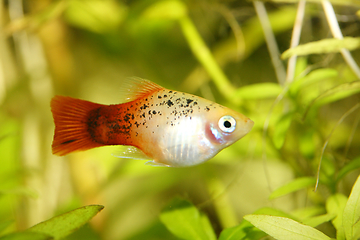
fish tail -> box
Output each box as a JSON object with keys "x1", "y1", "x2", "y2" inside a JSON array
[{"x1": 51, "y1": 96, "x2": 105, "y2": 156}]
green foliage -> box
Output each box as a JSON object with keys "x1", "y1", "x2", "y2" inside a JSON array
[
  {"x1": 244, "y1": 215, "x2": 333, "y2": 240},
  {"x1": 2, "y1": 0, "x2": 360, "y2": 239},
  {"x1": 0, "y1": 206, "x2": 103, "y2": 240},
  {"x1": 282, "y1": 37, "x2": 360, "y2": 59},
  {"x1": 269, "y1": 177, "x2": 316, "y2": 199},
  {"x1": 160, "y1": 198, "x2": 216, "y2": 240}
]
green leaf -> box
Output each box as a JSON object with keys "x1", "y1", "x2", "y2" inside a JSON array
[
  {"x1": 64, "y1": 0, "x2": 127, "y2": 33},
  {"x1": 269, "y1": 177, "x2": 316, "y2": 199},
  {"x1": 160, "y1": 198, "x2": 215, "y2": 240},
  {"x1": 343, "y1": 175, "x2": 360, "y2": 240},
  {"x1": 28, "y1": 205, "x2": 104, "y2": 240},
  {"x1": 302, "y1": 213, "x2": 336, "y2": 228},
  {"x1": 282, "y1": 37, "x2": 360, "y2": 59},
  {"x1": 289, "y1": 68, "x2": 338, "y2": 95},
  {"x1": 255, "y1": 0, "x2": 360, "y2": 6},
  {"x1": 304, "y1": 81, "x2": 360, "y2": 116},
  {"x1": 235, "y1": 83, "x2": 283, "y2": 100},
  {"x1": 0, "y1": 232, "x2": 53, "y2": 240},
  {"x1": 336, "y1": 157, "x2": 360, "y2": 182},
  {"x1": 218, "y1": 223, "x2": 248, "y2": 240},
  {"x1": 219, "y1": 207, "x2": 296, "y2": 240},
  {"x1": 142, "y1": 0, "x2": 187, "y2": 20},
  {"x1": 292, "y1": 207, "x2": 325, "y2": 221},
  {"x1": 244, "y1": 215, "x2": 332, "y2": 240},
  {"x1": 326, "y1": 194, "x2": 348, "y2": 240},
  {"x1": 200, "y1": 213, "x2": 217, "y2": 240},
  {"x1": 272, "y1": 112, "x2": 293, "y2": 149}
]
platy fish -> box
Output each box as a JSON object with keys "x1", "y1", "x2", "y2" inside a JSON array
[{"x1": 51, "y1": 78, "x2": 254, "y2": 167}]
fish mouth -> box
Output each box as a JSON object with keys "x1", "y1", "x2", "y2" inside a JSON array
[{"x1": 236, "y1": 117, "x2": 254, "y2": 139}]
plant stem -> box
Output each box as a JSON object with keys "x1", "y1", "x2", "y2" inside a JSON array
[
  {"x1": 321, "y1": 0, "x2": 360, "y2": 79},
  {"x1": 286, "y1": 1, "x2": 306, "y2": 84},
  {"x1": 253, "y1": 1, "x2": 286, "y2": 85},
  {"x1": 178, "y1": 16, "x2": 238, "y2": 103}
]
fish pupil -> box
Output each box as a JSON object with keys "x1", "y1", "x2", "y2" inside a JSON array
[{"x1": 224, "y1": 120, "x2": 231, "y2": 128}]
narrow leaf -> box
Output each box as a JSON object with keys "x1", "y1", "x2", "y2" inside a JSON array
[
  {"x1": 160, "y1": 198, "x2": 215, "y2": 240},
  {"x1": 289, "y1": 68, "x2": 338, "y2": 95},
  {"x1": 142, "y1": 0, "x2": 187, "y2": 20},
  {"x1": 272, "y1": 112, "x2": 293, "y2": 149},
  {"x1": 257, "y1": 0, "x2": 360, "y2": 6},
  {"x1": 0, "y1": 232, "x2": 52, "y2": 240},
  {"x1": 200, "y1": 214, "x2": 217, "y2": 240},
  {"x1": 304, "y1": 81, "x2": 360, "y2": 117},
  {"x1": 326, "y1": 194, "x2": 347, "y2": 240},
  {"x1": 336, "y1": 157, "x2": 360, "y2": 182},
  {"x1": 64, "y1": 0, "x2": 127, "y2": 33},
  {"x1": 343, "y1": 175, "x2": 360, "y2": 240},
  {"x1": 302, "y1": 213, "x2": 336, "y2": 228},
  {"x1": 235, "y1": 83, "x2": 282, "y2": 100},
  {"x1": 28, "y1": 205, "x2": 104, "y2": 240},
  {"x1": 282, "y1": 37, "x2": 360, "y2": 59},
  {"x1": 269, "y1": 177, "x2": 316, "y2": 199},
  {"x1": 219, "y1": 207, "x2": 296, "y2": 240},
  {"x1": 244, "y1": 215, "x2": 332, "y2": 240}
]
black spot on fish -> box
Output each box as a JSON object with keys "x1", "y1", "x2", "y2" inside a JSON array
[
  {"x1": 166, "y1": 100, "x2": 174, "y2": 107},
  {"x1": 158, "y1": 96, "x2": 162, "y2": 99},
  {"x1": 123, "y1": 113, "x2": 132, "y2": 122},
  {"x1": 186, "y1": 99, "x2": 193, "y2": 105},
  {"x1": 152, "y1": 110, "x2": 157, "y2": 114},
  {"x1": 140, "y1": 104, "x2": 149, "y2": 110},
  {"x1": 205, "y1": 106, "x2": 210, "y2": 111},
  {"x1": 169, "y1": 91, "x2": 173, "y2": 93},
  {"x1": 164, "y1": 94, "x2": 167, "y2": 98}
]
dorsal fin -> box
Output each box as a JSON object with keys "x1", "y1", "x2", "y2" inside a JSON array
[{"x1": 121, "y1": 78, "x2": 164, "y2": 102}]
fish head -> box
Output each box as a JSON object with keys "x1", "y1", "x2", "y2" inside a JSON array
[{"x1": 204, "y1": 107, "x2": 254, "y2": 148}]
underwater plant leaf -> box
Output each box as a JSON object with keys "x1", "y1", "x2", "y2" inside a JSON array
[
  {"x1": 142, "y1": 0, "x2": 187, "y2": 20},
  {"x1": 304, "y1": 81, "x2": 360, "y2": 116},
  {"x1": 28, "y1": 205, "x2": 104, "y2": 240},
  {"x1": 219, "y1": 207, "x2": 295, "y2": 240},
  {"x1": 64, "y1": 0, "x2": 127, "y2": 33},
  {"x1": 258, "y1": 0, "x2": 360, "y2": 6},
  {"x1": 301, "y1": 213, "x2": 336, "y2": 228},
  {"x1": 336, "y1": 156, "x2": 360, "y2": 182},
  {"x1": 200, "y1": 213, "x2": 217, "y2": 240},
  {"x1": 326, "y1": 194, "x2": 347, "y2": 240},
  {"x1": 160, "y1": 198, "x2": 215, "y2": 240},
  {"x1": 218, "y1": 223, "x2": 248, "y2": 240},
  {"x1": 235, "y1": 83, "x2": 282, "y2": 100},
  {"x1": 0, "y1": 232, "x2": 52, "y2": 240},
  {"x1": 282, "y1": 37, "x2": 360, "y2": 59},
  {"x1": 269, "y1": 177, "x2": 316, "y2": 199},
  {"x1": 244, "y1": 215, "x2": 332, "y2": 240},
  {"x1": 289, "y1": 68, "x2": 338, "y2": 95},
  {"x1": 272, "y1": 112, "x2": 293, "y2": 149},
  {"x1": 343, "y1": 175, "x2": 360, "y2": 240}
]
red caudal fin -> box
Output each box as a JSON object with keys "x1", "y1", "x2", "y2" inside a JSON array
[{"x1": 51, "y1": 96, "x2": 105, "y2": 156}]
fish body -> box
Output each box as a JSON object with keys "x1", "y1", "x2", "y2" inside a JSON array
[{"x1": 51, "y1": 78, "x2": 254, "y2": 167}]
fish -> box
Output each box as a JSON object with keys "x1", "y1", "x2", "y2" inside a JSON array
[{"x1": 51, "y1": 78, "x2": 254, "y2": 167}]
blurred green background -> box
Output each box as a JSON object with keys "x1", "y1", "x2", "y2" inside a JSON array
[{"x1": 1, "y1": 0, "x2": 360, "y2": 239}]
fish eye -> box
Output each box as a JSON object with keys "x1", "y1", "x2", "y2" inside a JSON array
[{"x1": 219, "y1": 116, "x2": 236, "y2": 133}]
